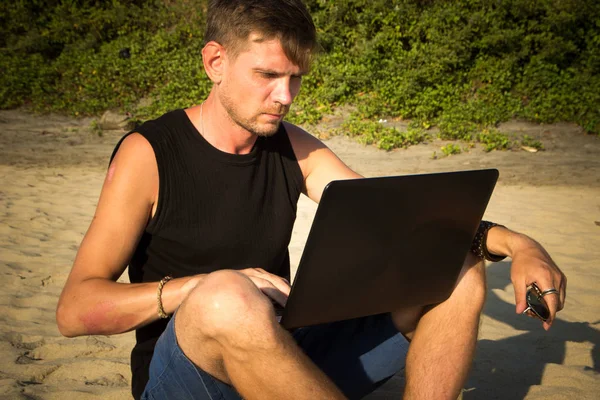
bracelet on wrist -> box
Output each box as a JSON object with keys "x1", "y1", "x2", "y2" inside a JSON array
[
  {"x1": 157, "y1": 275, "x2": 173, "y2": 319},
  {"x1": 471, "y1": 221, "x2": 507, "y2": 262}
]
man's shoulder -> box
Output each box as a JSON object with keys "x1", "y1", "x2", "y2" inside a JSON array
[
  {"x1": 282, "y1": 121, "x2": 330, "y2": 157},
  {"x1": 110, "y1": 109, "x2": 185, "y2": 165},
  {"x1": 282, "y1": 120, "x2": 311, "y2": 137},
  {"x1": 137, "y1": 109, "x2": 186, "y2": 131}
]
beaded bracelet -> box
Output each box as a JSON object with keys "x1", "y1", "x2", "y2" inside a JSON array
[
  {"x1": 157, "y1": 275, "x2": 173, "y2": 319},
  {"x1": 470, "y1": 221, "x2": 507, "y2": 262}
]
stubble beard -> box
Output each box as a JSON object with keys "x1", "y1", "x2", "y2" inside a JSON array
[{"x1": 220, "y1": 92, "x2": 289, "y2": 138}]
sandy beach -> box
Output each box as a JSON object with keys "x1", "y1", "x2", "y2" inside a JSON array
[{"x1": 1, "y1": 109, "x2": 599, "y2": 399}]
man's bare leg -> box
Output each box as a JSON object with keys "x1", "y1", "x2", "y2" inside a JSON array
[
  {"x1": 175, "y1": 270, "x2": 345, "y2": 400},
  {"x1": 392, "y1": 254, "x2": 486, "y2": 399}
]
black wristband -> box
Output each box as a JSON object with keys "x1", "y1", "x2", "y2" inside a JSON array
[{"x1": 471, "y1": 221, "x2": 507, "y2": 262}]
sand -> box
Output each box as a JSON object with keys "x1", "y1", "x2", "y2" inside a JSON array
[{"x1": 1, "y1": 109, "x2": 599, "y2": 399}]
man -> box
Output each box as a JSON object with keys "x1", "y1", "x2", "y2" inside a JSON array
[{"x1": 56, "y1": 1, "x2": 566, "y2": 399}]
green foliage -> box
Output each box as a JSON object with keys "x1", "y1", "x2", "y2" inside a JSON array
[
  {"x1": 440, "y1": 143, "x2": 462, "y2": 157},
  {"x1": 521, "y1": 135, "x2": 544, "y2": 150},
  {"x1": 305, "y1": 0, "x2": 600, "y2": 139},
  {"x1": 89, "y1": 119, "x2": 102, "y2": 136},
  {"x1": 476, "y1": 128, "x2": 512, "y2": 152},
  {"x1": 337, "y1": 117, "x2": 427, "y2": 151},
  {"x1": 0, "y1": 0, "x2": 210, "y2": 117},
  {"x1": 1, "y1": 0, "x2": 599, "y2": 148}
]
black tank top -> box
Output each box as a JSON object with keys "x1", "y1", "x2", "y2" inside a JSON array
[{"x1": 110, "y1": 109, "x2": 304, "y2": 399}]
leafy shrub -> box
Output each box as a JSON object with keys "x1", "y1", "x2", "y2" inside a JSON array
[
  {"x1": 440, "y1": 143, "x2": 462, "y2": 157},
  {"x1": 521, "y1": 135, "x2": 544, "y2": 150},
  {"x1": 1, "y1": 0, "x2": 599, "y2": 150},
  {"x1": 337, "y1": 117, "x2": 427, "y2": 151},
  {"x1": 476, "y1": 128, "x2": 512, "y2": 152},
  {"x1": 303, "y1": 0, "x2": 600, "y2": 141},
  {"x1": 0, "y1": 0, "x2": 210, "y2": 115}
]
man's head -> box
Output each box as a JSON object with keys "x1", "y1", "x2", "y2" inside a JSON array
[
  {"x1": 202, "y1": 0, "x2": 319, "y2": 137},
  {"x1": 204, "y1": 0, "x2": 318, "y2": 72}
]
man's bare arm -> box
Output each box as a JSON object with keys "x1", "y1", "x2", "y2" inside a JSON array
[
  {"x1": 284, "y1": 122, "x2": 361, "y2": 203},
  {"x1": 56, "y1": 133, "x2": 201, "y2": 337}
]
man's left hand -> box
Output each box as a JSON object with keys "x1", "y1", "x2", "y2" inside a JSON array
[{"x1": 502, "y1": 231, "x2": 567, "y2": 330}]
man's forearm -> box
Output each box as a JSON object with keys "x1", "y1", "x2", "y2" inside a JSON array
[{"x1": 56, "y1": 275, "x2": 202, "y2": 337}]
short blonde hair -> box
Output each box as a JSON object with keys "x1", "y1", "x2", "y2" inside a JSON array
[{"x1": 204, "y1": 0, "x2": 319, "y2": 71}]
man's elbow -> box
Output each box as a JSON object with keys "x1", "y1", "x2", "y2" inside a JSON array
[
  {"x1": 55, "y1": 300, "x2": 92, "y2": 338},
  {"x1": 56, "y1": 295, "x2": 124, "y2": 337},
  {"x1": 56, "y1": 301, "x2": 78, "y2": 337}
]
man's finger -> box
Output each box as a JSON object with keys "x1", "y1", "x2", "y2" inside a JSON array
[
  {"x1": 261, "y1": 272, "x2": 291, "y2": 295},
  {"x1": 248, "y1": 277, "x2": 288, "y2": 307},
  {"x1": 558, "y1": 275, "x2": 567, "y2": 311},
  {"x1": 245, "y1": 268, "x2": 291, "y2": 297},
  {"x1": 261, "y1": 284, "x2": 289, "y2": 307},
  {"x1": 513, "y1": 279, "x2": 528, "y2": 314},
  {"x1": 540, "y1": 284, "x2": 559, "y2": 329}
]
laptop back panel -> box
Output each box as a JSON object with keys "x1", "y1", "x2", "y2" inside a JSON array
[{"x1": 280, "y1": 169, "x2": 498, "y2": 329}]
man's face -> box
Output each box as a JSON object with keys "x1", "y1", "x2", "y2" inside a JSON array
[{"x1": 218, "y1": 34, "x2": 306, "y2": 137}]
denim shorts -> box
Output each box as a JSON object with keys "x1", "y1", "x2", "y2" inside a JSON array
[{"x1": 142, "y1": 313, "x2": 409, "y2": 400}]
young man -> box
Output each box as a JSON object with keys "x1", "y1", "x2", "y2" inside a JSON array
[{"x1": 57, "y1": 1, "x2": 566, "y2": 399}]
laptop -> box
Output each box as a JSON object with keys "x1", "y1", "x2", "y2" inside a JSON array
[{"x1": 279, "y1": 169, "x2": 499, "y2": 329}]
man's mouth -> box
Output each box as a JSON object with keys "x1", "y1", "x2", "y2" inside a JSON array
[
  {"x1": 264, "y1": 105, "x2": 289, "y2": 119},
  {"x1": 263, "y1": 112, "x2": 286, "y2": 121}
]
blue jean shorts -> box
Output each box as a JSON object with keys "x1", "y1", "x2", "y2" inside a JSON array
[{"x1": 142, "y1": 313, "x2": 409, "y2": 400}]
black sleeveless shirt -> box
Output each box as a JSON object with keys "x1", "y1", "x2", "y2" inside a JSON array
[{"x1": 111, "y1": 109, "x2": 304, "y2": 399}]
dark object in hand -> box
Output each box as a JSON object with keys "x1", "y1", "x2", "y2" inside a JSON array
[{"x1": 523, "y1": 283, "x2": 550, "y2": 321}]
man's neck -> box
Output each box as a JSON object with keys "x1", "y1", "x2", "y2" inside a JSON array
[{"x1": 185, "y1": 95, "x2": 258, "y2": 155}]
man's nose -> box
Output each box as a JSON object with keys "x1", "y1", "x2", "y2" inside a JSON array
[{"x1": 272, "y1": 79, "x2": 294, "y2": 106}]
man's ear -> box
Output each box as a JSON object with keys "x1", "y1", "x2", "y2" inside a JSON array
[{"x1": 202, "y1": 41, "x2": 226, "y2": 84}]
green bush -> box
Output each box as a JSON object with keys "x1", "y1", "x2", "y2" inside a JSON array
[
  {"x1": 303, "y1": 0, "x2": 600, "y2": 141},
  {"x1": 440, "y1": 143, "x2": 463, "y2": 157},
  {"x1": 521, "y1": 135, "x2": 544, "y2": 150},
  {"x1": 336, "y1": 116, "x2": 427, "y2": 151},
  {"x1": 0, "y1": 0, "x2": 210, "y2": 115},
  {"x1": 1, "y1": 0, "x2": 599, "y2": 150}
]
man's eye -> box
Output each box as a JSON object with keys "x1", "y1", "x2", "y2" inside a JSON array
[{"x1": 261, "y1": 72, "x2": 277, "y2": 79}]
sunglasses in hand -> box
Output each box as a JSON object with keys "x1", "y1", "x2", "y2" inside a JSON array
[{"x1": 523, "y1": 283, "x2": 550, "y2": 322}]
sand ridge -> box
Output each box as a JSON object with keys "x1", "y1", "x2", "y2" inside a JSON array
[{"x1": 1, "y1": 109, "x2": 599, "y2": 399}]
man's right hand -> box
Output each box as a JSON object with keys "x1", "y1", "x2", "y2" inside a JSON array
[{"x1": 239, "y1": 268, "x2": 291, "y2": 308}]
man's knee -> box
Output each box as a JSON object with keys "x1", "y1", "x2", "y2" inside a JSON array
[
  {"x1": 177, "y1": 270, "x2": 278, "y2": 349},
  {"x1": 392, "y1": 254, "x2": 486, "y2": 335}
]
